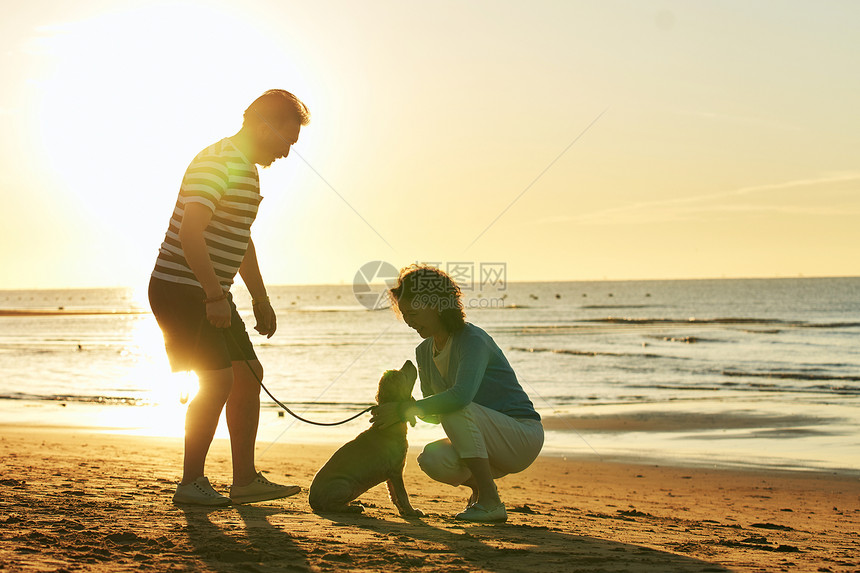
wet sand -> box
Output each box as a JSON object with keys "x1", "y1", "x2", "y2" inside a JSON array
[
  {"x1": 1, "y1": 425, "x2": 858, "y2": 572},
  {"x1": 540, "y1": 411, "x2": 830, "y2": 433}
]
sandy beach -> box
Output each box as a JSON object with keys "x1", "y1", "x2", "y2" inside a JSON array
[{"x1": 1, "y1": 425, "x2": 858, "y2": 572}]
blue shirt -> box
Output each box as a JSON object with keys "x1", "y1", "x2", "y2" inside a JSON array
[{"x1": 413, "y1": 323, "x2": 541, "y2": 421}]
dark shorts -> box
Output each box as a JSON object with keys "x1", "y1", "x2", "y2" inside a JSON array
[{"x1": 148, "y1": 276, "x2": 257, "y2": 372}]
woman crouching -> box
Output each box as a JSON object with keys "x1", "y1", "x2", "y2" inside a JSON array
[{"x1": 371, "y1": 265, "x2": 544, "y2": 522}]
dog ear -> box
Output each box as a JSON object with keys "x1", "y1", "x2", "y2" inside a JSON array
[
  {"x1": 401, "y1": 360, "x2": 417, "y2": 383},
  {"x1": 375, "y1": 369, "x2": 396, "y2": 404}
]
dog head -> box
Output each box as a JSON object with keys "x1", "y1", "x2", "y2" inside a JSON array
[{"x1": 375, "y1": 360, "x2": 417, "y2": 404}]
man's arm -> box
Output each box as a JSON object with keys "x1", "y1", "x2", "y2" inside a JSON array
[
  {"x1": 239, "y1": 237, "x2": 277, "y2": 338},
  {"x1": 238, "y1": 237, "x2": 266, "y2": 300},
  {"x1": 179, "y1": 202, "x2": 231, "y2": 328}
]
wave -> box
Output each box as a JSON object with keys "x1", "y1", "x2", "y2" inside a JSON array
[
  {"x1": 286, "y1": 306, "x2": 376, "y2": 313},
  {"x1": 644, "y1": 335, "x2": 716, "y2": 344},
  {"x1": 0, "y1": 392, "x2": 148, "y2": 405},
  {"x1": 628, "y1": 382, "x2": 860, "y2": 395},
  {"x1": 722, "y1": 370, "x2": 860, "y2": 383},
  {"x1": 581, "y1": 317, "x2": 860, "y2": 329},
  {"x1": 510, "y1": 346, "x2": 685, "y2": 360},
  {"x1": 580, "y1": 305, "x2": 657, "y2": 310},
  {"x1": 259, "y1": 400, "x2": 373, "y2": 410},
  {"x1": 0, "y1": 392, "x2": 376, "y2": 411},
  {"x1": 0, "y1": 309, "x2": 147, "y2": 317}
]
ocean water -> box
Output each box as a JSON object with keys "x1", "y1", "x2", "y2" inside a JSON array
[{"x1": 1, "y1": 277, "x2": 858, "y2": 473}]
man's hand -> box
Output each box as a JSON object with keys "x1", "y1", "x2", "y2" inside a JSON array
[
  {"x1": 206, "y1": 298, "x2": 232, "y2": 329},
  {"x1": 253, "y1": 300, "x2": 277, "y2": 338},
  {"x1": 239, "y1": 238, "x2": 276, "y2": 338}
]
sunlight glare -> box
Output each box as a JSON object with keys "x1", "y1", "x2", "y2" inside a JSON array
[
  {"x1": 31, "y1": 2, "x2": 316, "y2": 286},
  {"x1": 116, "y1": 312, "x2": 196, "y2": 438}
]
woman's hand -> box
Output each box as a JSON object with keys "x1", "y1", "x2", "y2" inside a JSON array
[
  {"x1": 370, "y1": 402, "x2": 401, "y2": 429},
  {"x1": 253, "y1": 300, "x2": 277, "y2": 338}
]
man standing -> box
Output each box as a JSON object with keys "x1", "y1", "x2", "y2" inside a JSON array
[{"x1": 149, "y1": 90, "x2": 309, "y2": 506}]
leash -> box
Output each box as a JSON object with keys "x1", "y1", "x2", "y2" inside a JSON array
[
  {"x1": 253, "y1": 362, "x2": 374, "y2": 426},
  {"x1": 225, "y1": 330, "x2": 374, "y2": 427}
]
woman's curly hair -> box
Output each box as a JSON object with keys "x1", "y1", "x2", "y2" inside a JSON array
[{"x1": 388, "y1": 264, "x2": 466, "y2": 333}]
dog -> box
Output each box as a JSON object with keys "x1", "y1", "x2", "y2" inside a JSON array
[{"x1": 308, "y1": 360, "x2": 422, "y2": 516}]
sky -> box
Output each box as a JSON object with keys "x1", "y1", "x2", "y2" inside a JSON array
[{"x1": 1, "y1": 0, "x2": 858, "y2": 289}]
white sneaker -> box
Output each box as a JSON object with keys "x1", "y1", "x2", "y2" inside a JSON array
[
  {"x1": 173, "y1": 477, "x2": 231, "y2": 507},
  {"x1": 230, "y1": 471, "x2": 301, "y2": 504},
  {"x1": 455, "y1": 502, "x2": 508, "y2": 523}
]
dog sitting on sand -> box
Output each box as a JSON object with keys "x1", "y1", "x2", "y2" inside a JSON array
[{"x1": 308, "y1": 360, "x2": 422, "y2": 516}]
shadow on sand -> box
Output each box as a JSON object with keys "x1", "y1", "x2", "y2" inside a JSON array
[
  {"x1": 181, "y1": 504, "x2": 310, "y2": 572},
  {"x1": 314, "y1": 511, "x2": 732, "y2": 573},
  {"x1": 179, "y1": 502, "x2": 731, "y2": 572}
]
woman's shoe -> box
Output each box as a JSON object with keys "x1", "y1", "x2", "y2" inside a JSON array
[
  {"x1": 230, "y1": 471, "x2": 301, "y2": 504},
  {"x1": 172, "y1": 477, "x2": 231, "y2": 507},
  {"x1": 455, "y1": 502, "x2": 507, "y2": 523}
]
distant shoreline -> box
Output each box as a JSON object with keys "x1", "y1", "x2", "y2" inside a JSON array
[{"x1": 0, "y1": 309, "x2": 149, "y2": 317}]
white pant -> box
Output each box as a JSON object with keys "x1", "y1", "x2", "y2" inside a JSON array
[{"x1": 417, "y1": 402, "x2": 544, "y2": 486}]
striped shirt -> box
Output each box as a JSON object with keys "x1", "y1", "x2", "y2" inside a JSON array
[{"x1": 152, "y1": 138, "x2": 261, "y2": 290}]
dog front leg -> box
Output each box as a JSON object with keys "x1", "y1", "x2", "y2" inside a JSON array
[{"x1": 386, "y1": 474, "x2": 422, "y2": 517}]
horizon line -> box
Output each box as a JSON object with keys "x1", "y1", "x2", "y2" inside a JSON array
[{"x1": 1, "y1": 274, "x2": 859, "y2": 293}]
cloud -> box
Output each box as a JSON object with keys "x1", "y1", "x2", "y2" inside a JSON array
[
  {"x1": 534, "y1": 173, "x2": 860, "y2": 226},
  {"x1": 671, "y1": 109, "x2": 803, "y2": 133}
]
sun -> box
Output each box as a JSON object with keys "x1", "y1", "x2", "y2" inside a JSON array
[{"x1": 30, "y1": 1, "x2": 318, "y2": 286}]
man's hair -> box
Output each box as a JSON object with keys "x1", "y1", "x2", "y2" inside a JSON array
[
  {"x1": 388, "y1": 264, "x2": 466, "y2": 333},
  {"x1": 243, "y1": 89, "x2": 310, "y2": 128}
]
